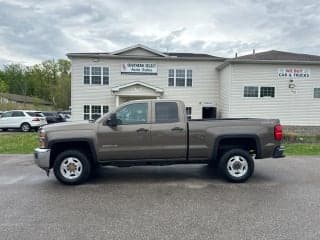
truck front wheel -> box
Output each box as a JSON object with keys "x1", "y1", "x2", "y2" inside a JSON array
[
  {"x1": 218, "y1": 149, "x2": 254, "y2": 183},
  {"x1": 53, "y1": 150, "x2": 91, "y2": 185}
]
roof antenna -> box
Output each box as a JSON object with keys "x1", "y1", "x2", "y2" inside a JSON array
[
  {"x1": 235, "y1": 52, "x2": 238, "y2": 58},
  {"x1": 253, "y1": 49, "x2": 255, "y2": 55}
]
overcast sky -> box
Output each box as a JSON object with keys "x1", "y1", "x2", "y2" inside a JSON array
[{"x1": 0, "y1": 0, "x2": 319, "y2": 65}]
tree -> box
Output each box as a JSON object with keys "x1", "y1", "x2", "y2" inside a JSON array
[
  {"x1": 0, "y1": 59, "x2": 71, "y2": 110},
  {"x1": 0, "y1": 79, "x2": 8, "y2": 93}
]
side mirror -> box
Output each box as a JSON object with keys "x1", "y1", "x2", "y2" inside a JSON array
[{"x1": 106, "y1": 113, "x2": 118, "y2": 127}]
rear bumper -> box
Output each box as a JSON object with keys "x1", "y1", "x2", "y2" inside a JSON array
[
  {"x1": 30, "y1": 122, "x2": 47, "y2": 127},
  {"x1": 273, "y1": 145, "x2": 285, "y2": 158},
  {"x1": 34, "y1": 148, "x2": 51, "y2": 170}
]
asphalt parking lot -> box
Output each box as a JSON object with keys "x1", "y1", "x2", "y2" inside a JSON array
[{"x1": 0, "y1": 155, "x2": 320, "y2": 240}]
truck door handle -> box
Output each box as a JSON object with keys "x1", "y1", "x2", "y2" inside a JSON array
[
  {"x1": 171, "y1": 127, "x2": 184, "y2": 131},
  {"x1": 136, "y1": 128, "x2": 149, "y2": 133}
]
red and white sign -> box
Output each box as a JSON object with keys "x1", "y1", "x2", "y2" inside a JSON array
[
  {"x1": 121, "y1": 63, "x2": 157, "y2": 74},
  {"x1": 278, "y1": 68, "x2": 310, "y2": 78}
]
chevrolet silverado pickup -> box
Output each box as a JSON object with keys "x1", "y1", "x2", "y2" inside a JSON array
[{"x1": 34, "y1": 100, "x2": 284, "y2": 185}]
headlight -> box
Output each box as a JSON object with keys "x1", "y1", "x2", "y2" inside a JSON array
[{"x1": 39, "y1": 128, "x2": 46, "y2": 148}]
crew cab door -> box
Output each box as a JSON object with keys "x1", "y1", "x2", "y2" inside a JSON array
[
  {"x1": 149, "y1": 101, "x2": 187, "y2": 159},
  {"x1": 97, "y1": 102, "x2": 152, "y2": 161}
]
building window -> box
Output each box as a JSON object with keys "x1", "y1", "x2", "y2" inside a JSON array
[
  {"x1": 244, "y1": 86, "x2": 258, "y2": 97},
  {"x1": 84, "y1": 67, "x2": 90, "y2": 84},
  {"x1": 84, "y1": 105, "x2": 90, "y2": 120},
  {"x1": 168, "y1": 69, "x2": 174, "y2": 86},
  {"x1": 176, "y1": 69, "x2": 186, "y2": 86},
  {"x1": 168, "y1": 69, "x2": 192, "y2": 87},
  {"x1": 103, "y1": 106, "x2": 109, "y2": 114},
  {"x1": 260, "y1": 87, "x2": 275, "y2": 98},
  {"x1": 91, "y1": 105, "x2": 102, "y2": 119},
  {"x1": 83, "y1": 66, "x2": 109, "y2": 85},
  {"x1": 83, "y1": 105, "x2": 109, "y2": 120},
  {"x1": 186, "y1": 107, "x2": 192, "y2": 120},
  {"x1": 314, "y1": 88, "x2": 320, "y2": 98},
  {"x1": 103, "y1": 67, "x2": 109, "y2": 85},
  {"x1": 187, "y1": 70, "x2": 192, "y2": 86}
]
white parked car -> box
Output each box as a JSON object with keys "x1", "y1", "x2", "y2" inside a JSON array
[{"x1": 0, "y1": 110, "x2": 47, "y2": 132}]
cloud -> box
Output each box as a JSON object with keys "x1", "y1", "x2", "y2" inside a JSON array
[{"x1": 0, "y1": 0, "x2": 319, "y2": 66}]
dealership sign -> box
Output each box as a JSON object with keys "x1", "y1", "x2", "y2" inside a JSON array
[
  {"x1": 121, "y1": 63, "x2": 157, "y2": 74},
  {"x1": 278, "y1": 68, "x2": 310, "y2": 78}
]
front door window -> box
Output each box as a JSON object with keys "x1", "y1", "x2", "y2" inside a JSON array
[{"x1": 116, "y1": 103, "x2": 148, "y2": 125}]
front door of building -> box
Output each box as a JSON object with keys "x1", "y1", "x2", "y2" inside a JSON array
[{"x1": 202, "y1": 107, "x2": 216, "y2": 119}]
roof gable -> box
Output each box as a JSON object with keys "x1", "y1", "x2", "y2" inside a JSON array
[
  {"x1": 111, "y1": 81, "x2": 164, "y2": 93},
  {"x1": 110, "y1": 44, "x2": 168, "y2": 57}
]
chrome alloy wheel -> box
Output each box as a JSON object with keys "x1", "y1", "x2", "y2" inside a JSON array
[
  {"x1": 60, "y1": 157, "x2": 83, "y2": 180},
  {"x1": 226, "y1": 155, "x2": 248, "y2": 178},
  {"x1": 21, "y1": 123, "x2": 30, "y2": 132}
]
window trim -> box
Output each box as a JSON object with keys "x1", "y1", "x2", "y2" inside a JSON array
[
  {"x1": 243, "y1": 86, "x2": 259, "y2": 98},
  {"x1": 260, "y1": 86, "x2": 275, "y2": 98},
  {"x1": 314, "y1": 87, "x2": 320, "y2": 98},
  {"x1": 83, "y1": 104, "x2": 109, "y2": 120},
  {"x1": 83, "y1": 66, "x2": 110, "y2": 86},
  {"x1": 243, "y1": 85, "x2": 276, "y2": 98},
  {"x1": 168, "y1": 69, "x2": 192, "y2": 87}
]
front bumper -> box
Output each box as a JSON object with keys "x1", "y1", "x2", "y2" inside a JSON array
[
  {"x1": 273, "y1": 145, "x2": 285, "y2": 158},
  {"x1": 34, "y1": 148, "x2": 51, "y2": 170}
]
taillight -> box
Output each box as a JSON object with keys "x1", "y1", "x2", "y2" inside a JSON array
[
  {"x1": 32, "y1": 118, "x2": 40, "y2": 121},
  {"x1": 274, "y1": 124, "x2": 283, "y2": 141}
]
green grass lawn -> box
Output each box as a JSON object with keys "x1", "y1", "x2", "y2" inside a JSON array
[
  {"x1": 0, "y1": 132, "x2": 38, "y2": 154},
  {"x1": 284, "y1": 143, "x2": 320, "y2": 156},
  {"x1": 0, "y1": 132, "x2": 319, "y2": 156}
]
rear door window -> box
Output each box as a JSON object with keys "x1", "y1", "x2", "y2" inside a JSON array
[
  {"x1": 27, "y1": 112, "x2": 44, "y2": 117},
  {"x1": 12, "y1": 111, "x2": 25, "y2": 117},
  {"x1": 155, "y1": 102, "x2": 179, "y2": 123}
]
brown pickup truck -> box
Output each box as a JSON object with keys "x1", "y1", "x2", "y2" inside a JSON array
[{"x1": 34, "y1": 100, "x2": 284, "y2": 185}]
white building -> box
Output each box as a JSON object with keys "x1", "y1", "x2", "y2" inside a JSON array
[{"x1": 67, "y1": 44, "x2": 320, "y2": 130}]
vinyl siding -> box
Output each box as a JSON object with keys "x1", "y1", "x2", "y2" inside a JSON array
[
  {"x1": 218, "y1": 65, "x2": 232, "y2": 117},
  {"x1": 226, "y1": 63, "x2": 320, "y2": 126},
  {"x1": 70, "y1": 57, "x2": 222, "y2": 121}
]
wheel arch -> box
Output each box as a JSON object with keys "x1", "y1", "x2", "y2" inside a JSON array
[
  {"x1": 212, "y1": 134, "x2": 261, "y2": 163},
  {"x1": 48, "y1": 138, "x2": 98, "y2": 168}
]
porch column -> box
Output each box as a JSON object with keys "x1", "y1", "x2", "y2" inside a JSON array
[{"x1": 115, "y1": 95, "x2": 119, "y2": 107}]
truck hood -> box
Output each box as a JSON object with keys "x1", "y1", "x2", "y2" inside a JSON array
[{"x1": 42, "y1": 121, "x2": 95, "y2": 132}]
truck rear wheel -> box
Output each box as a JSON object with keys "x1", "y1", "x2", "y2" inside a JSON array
[
  {"x1": 53, "y1": 150, "x2": 91, "y2": 185},
  {"x1": 218, "y1": 149, "x2": 254, "y2": 183}
]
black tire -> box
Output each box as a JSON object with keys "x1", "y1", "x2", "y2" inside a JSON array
[
  {"x1": 53, "y1": 150, "x2": 91, "y2": 185},
  {"x1": 1, "y1": 128, "x2": 8, "y2": 131},
  {"x1": 20, "y1": 123, "x2": 31, "y2": 132},
  {"x1": 218, "y1": 149, "x2": 254, "y2": 183}
]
